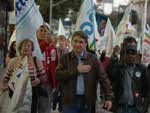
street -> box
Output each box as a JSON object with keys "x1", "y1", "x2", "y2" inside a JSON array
[
  {"x1": 0, "y1": 68, "x2": 59, "y2": 113},
  {"x1": 0, "y1": 68, "x2": 112, "y2": 113},
  {"x1": 0, "y1": 68, "x2": 60, "y2": 113}
]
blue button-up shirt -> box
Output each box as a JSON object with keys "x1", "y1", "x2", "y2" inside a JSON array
[{"x1": 76, "y1": 51, "x2": 85, "y2": 95}]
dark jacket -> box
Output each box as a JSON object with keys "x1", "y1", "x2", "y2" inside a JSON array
[
  {"x1": 56, "y1": 51, "x2": 113, "y2": 107},
  {"x1": 147, "y1": 64, "x2": 150, "y2": 103},
  {"x1": 110, "y1": 63, "x2": 148, "y2": 112}
]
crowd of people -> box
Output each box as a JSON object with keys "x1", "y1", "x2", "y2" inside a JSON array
[{"x1": 0, "y1": 22, "x2": 150, "y2": 113}]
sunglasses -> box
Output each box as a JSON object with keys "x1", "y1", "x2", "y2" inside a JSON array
[{"x1": 126, "y1": 50, "x2": 137, "y2": 55}]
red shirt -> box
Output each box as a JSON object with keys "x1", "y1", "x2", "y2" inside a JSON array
[{"x1": 39, "y1": 40, "x2": 58, "y2": 88}]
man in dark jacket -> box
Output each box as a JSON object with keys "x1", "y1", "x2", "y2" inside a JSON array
[
  {"x1": 147, "y1": 63, "x2": 150, "y2": 112},
  {"x1": 110, "y1": 37, "x2": 148, "y2": 113},
  {"x1": 56, "y1": 31, "x2": 113, "y2": 113}
]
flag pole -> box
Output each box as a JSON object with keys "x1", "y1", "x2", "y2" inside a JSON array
[
  {"x1": 49, "y1": 0, "x2": 53, "y2": 27},
  {"x1": 141, "y1": 0, "x2": 148, "y2": 57}
]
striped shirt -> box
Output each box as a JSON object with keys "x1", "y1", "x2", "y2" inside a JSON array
[{"x1": 3, "y1": 57, "x2": 47, "y2": 86}]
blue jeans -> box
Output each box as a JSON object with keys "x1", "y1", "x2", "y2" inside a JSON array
[
  {"x1": 62, "y1": 95, "x2": 92, "y2": 113},
  {"x1": 63, "y1": 105, "x2": 91, "y2": 113}
]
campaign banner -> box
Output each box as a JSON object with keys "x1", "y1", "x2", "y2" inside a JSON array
[
  {"x1": 16, "y1": 0, "x2": 43, "y2": 59},
  {"x1": 76, "y1": 0, "x2": 96, "y2": 50},
  {"x1": 7, "y1": 57, "x2": 32, "y2": 113}
]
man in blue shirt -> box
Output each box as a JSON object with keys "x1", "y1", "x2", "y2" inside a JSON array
[{"x1": 56, "y1": 31, "x2": 113, "y2": 113}]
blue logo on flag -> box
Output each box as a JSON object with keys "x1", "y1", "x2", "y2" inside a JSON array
[
  {"x1": 16, "y1": 0, "x2": 28, "y2": 16},
  {"x1": 80, "y1": 9, "x2": 94, "y2": 38}
]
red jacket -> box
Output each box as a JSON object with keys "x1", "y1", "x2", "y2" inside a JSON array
[
  {"x1": 38, "y1": 39, "x2": 58, "y2": 88},
  {"x1": 44, "y1": 43, "x2": 58, "y2": 88}
]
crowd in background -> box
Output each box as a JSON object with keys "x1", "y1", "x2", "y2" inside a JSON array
[{"x1": 0, "y1": 22, "x2": 150, "y2": 113}]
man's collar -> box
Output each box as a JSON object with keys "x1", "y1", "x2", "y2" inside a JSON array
[{"x1": 71, "y1": 50, "x2": 88, "y2": 60}]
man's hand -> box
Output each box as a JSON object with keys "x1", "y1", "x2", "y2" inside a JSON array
[
  {"x1": 77, "y1": 63, "x2": 91, "y2": 73},
  {"x1": 103, "y1": 100, "x2": 112, "y2": 111},
  {"x1": 32, "y1": 78, "x2": 40, "y2": 87}
]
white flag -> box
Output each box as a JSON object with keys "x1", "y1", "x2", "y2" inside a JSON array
[
  {"x1": 93, "y1": 14, "x2": 101, "y2": 51},
  {"x1": 116, "y1": 3, "x2": 132, "y2": 46},
  {"x1": 16, "y1": 0, "x2": 43, "y2": 59},
  {"x1": 141, "y1": 0, "x2": 150, "y2": 66},
  {"x1": 141, "y1": 28, "x2": 150, "y2": 66},
  {"x1": 141, "y1": 0, "x2": 149, "y2": 66},
  {"x1": 75, "y1": 0, "x2": 95, "y2": 50},
  {"x1": 8, "y1": 30, "x2": 16, "y2": 50},
  {"x1": 97, "y1": 19, "x2": 108, "y2": 52},
  {"x1": 7, "y1": 57, "x2": 32, "y2": 113},
  {"x1": 58, "y1": 18, "x2": 66, "y2": 36},
  {"x1": 104, "y1": 19, "x2": 116, "y2": 57}
]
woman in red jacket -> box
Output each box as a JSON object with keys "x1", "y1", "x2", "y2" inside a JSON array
[{"x1": 36, "y1": 24, "x2": 58, "y2": 89}]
